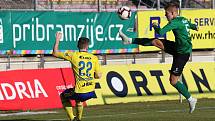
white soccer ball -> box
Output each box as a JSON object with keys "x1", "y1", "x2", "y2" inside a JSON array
[{"x1": 117, "y1": 6, "x2": 132, "y2": 20}]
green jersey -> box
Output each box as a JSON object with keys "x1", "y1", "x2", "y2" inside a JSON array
[{"x1": 154, "y1": 16, "x2": 197, "y2": 54}]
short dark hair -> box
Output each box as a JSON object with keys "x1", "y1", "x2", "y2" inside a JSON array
[
  {"x1": 77, "y1": 37, "x2": 90, "y2": 49},
  {"x1": 164, "y1": 1, "x2": 179, "y2": 12}
]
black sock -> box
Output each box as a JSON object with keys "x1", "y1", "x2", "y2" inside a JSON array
[{"x1": 132, "y1": 38, "x2": 154, "y2": 46}]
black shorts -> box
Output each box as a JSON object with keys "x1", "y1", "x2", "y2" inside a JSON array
[
  {"x1": 61, "y1": 88, "x2": 97, "y2": 102},
  {"x1": 170, "y1": 53, "x2": 190, "y2": 76},
  {"x1": 159, "y1": 39, "x2": 190, "y2": 76},
  {"x1": 133, "y1": 38, "x2": 190, "y2": 76}
]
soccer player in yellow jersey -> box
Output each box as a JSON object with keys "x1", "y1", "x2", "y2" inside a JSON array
[{"x1": 53, "y1": 32, "x2": 102, "y2": 121}]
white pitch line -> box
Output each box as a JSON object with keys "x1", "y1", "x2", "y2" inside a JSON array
[
  {"x1": 156, "y1": 106, "x2": 215, "y2": 113},
  {"x1": 0, "y1": 111, "x2": 57, "y2": 117}
]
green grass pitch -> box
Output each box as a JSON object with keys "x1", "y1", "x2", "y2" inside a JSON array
[{"x1": 0, "y1": 98, "x2": 215, "y2": 121}]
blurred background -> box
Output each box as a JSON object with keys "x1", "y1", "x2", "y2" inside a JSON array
[{"x1": 0, "y1": 0, "x2": 214, "y2": 11}]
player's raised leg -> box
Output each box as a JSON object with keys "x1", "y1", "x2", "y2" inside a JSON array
[{"x1": 118, "y1": 30, "x2": 164, "y2": 49}]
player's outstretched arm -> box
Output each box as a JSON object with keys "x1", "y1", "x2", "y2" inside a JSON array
[
  {"x1": 152, "y1": 22, "x2": 176, "y2": 36},
  {"x1": 53, "y1": 32, "x2": 62, "y2": 57}
]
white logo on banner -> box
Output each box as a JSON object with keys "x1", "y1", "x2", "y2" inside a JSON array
[
  {"x1": 0, "y1": 79, "x2": 48, "y2": 100},
  {"x1": 0, "y1": 18, "x2": 3, "y2": 43}
]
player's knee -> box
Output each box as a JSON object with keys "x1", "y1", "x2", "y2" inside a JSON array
[
  {"x1": 152, "y1": 39, "x2": 164, "y2": 50},
  {"x1": 60, "y1": 93, "x2": 64, "y2": 100},
  {"x1": 151, "y1": 39, "x2": 158, "y2": 45},
  {"x1": 76, "y1": 101, "x2": 82, "y2": 106},
  {"x1": 60, "y1": 93, "x2": 68, "y2": 104},
  {"x1": 169, "y1": 76, "x2": 178, "y2": 86}
]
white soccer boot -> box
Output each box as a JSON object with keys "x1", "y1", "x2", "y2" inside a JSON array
[
  {"x1": 189, "y1": 98, "x2": 197, "y2": 113},
  {"x1": 118, "y1": 30, "x2": 132, "y2": 44}
]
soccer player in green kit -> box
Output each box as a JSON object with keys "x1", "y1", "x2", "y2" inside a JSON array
[{"x1": 119, "y1": 2, "x2": 198, "y2": 113}]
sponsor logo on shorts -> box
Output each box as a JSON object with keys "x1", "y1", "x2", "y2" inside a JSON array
[{"x1": 173, "y1": 68, "x2": 179, "y2": 74}]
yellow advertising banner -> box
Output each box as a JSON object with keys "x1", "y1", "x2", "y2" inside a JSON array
[
  {"x1": 137, "y1": 9, "x2": 215, "y2": 52},
  {"x1": 87, "y1": 62, "x2": 215, "y2": 105}
]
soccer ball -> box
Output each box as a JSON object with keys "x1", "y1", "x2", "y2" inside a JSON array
[{"x1": 117, "y1": 6, "x2": 131, "y2": 20}]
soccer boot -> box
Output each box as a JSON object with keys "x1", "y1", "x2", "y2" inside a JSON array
[
  {"x1": 118, "y1": 30, "x2": 132, "y2": 44},
  {"x1": 189, "y1": 98, "x2": 197, "y2": 113},
  {"x1": 72, "y1": 117, "x2": 81, "y2": 121}
]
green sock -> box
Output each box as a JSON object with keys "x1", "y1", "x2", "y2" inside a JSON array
[{"x1": 173, "y1": 81, "x2": 191, "y2": 99}]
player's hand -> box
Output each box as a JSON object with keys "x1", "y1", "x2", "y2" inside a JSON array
[
  {"x1": 152, "y1": 22, "x2": 158, "y2": 27},
  {"x1": 6, "y1": 49, "x2": 13, "y2": 55},
  {"x1": 195, "y1": 26, "x2": 199, "y2": 31},
  {"x1": 56, "y1": 32, "x2": 62, "y2": 41}
]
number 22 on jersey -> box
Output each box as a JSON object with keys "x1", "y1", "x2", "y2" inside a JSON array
[{"x1": 78, "y1": 61, "x2": 92, "y2": 77}]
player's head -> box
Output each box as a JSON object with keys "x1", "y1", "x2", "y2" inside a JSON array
[
  {"x1": 77, "y1": 37, "x2": 90, "y2": 50},
  {"x1": 164, "y1": 2, "x2": 179, "y2": 21}
]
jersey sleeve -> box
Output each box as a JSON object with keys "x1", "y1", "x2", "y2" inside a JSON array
[
  {"x1": 54, "y1": 52, "x2": 72, "y2": 61},
  {"x1": 188, "y1": 21, "x2": 198, "y2": 30},
  {"x1": 154, "y1": 21, "x2": 178, "y2": 36},
  {"x1": 94, "y1": 56, "x2": 101, "y2": 74}
]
